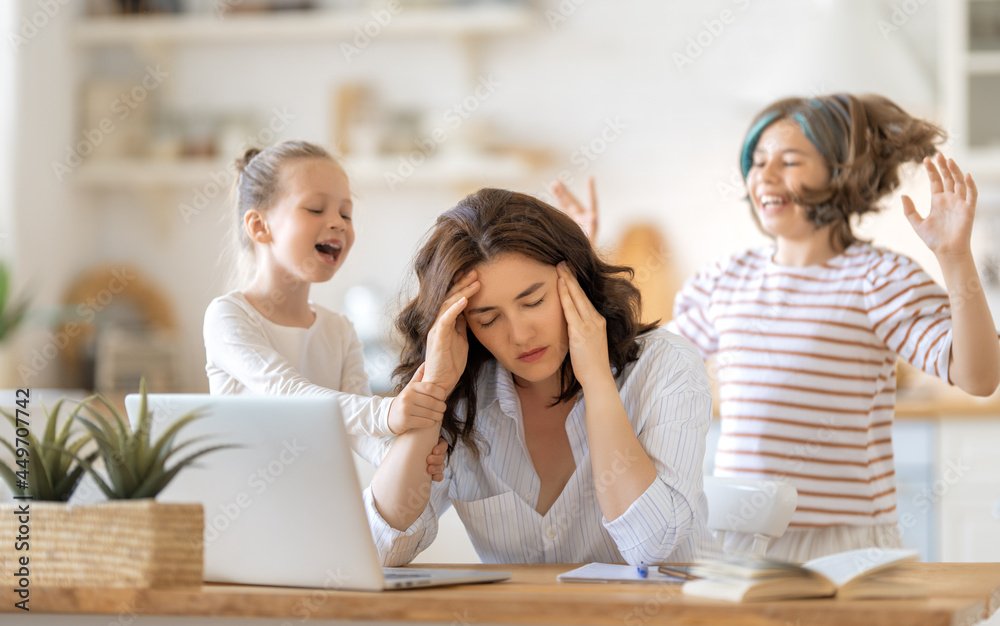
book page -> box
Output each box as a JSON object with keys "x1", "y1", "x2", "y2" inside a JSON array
[
  {"x1": 683, "y1": 574, "x2": 836, "y2": 602},
  {"x1": 692, "y1": 557, "x2": 809, "y2": 581},
  {"x1": 837, "y1": 575, "x2": 927, "y2": 600},
  {"x1": 803, "y1": 549, "x2": 919, "y2": 588}
]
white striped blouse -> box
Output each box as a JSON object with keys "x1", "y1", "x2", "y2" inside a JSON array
[
  {"x1": 363, "y1": 328, "x2": 718, "y2": 565},
  {"x1": 667, "y1": 243, "x2": 953, "y2": 528}
]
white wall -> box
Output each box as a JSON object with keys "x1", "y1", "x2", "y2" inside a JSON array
[
  {"x1": 10, "y1": 0, "x2": 960, "y2": 392},
  {"x1": 9, "y1": 0, "x2": 91, "y2": 389},
  {"x1": 0, "y1": 3, "x2": 16, "y2": 265}
]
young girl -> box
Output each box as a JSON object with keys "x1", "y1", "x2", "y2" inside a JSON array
[
  {"x1": 203, "y1": 140, "x2": 447, "y2": 471},
  {"x1": 559, "y1": 94, "x2": 1000, "y2": 561},
  {"x1": 364, "y1": 189, "x2": 718, "y2": 566}
]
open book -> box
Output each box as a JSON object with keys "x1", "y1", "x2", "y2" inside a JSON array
[{"x1": 682, "y1": 548, "x2": 923, "y2": 602}]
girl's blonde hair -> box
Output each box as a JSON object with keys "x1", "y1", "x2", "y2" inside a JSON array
[
  {"x1": 740, "y1": 93, "x2": 945, "y2": 251},
  {"x1": 222, "y1": 140, "x2": 339, "y2": 290}
]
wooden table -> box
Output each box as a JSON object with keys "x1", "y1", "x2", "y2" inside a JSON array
[{"x1": 2, "y1": 563, "x2": 999, "y2": 625}]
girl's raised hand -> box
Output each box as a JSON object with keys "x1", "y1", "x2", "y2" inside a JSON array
[
  {"x1": 550, "y1": 177, "x2": 599, "y2": 244},
  {"x1": 556, "y1": 262, "x2": 612, "y2": 390},
  {"x1": 902, "y1": 154, "x2": 978, "y2": 260},
  {"x1": 423, "y1": 270, "x2": 481, "y2": 395}
]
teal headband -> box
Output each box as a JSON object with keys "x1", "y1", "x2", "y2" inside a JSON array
[
  {"x1": 740, "y1": 112, "x2": 778, "y2": 178},
  {"x1": 741, "y1": 97, "x2": 850, "y2": 179}
]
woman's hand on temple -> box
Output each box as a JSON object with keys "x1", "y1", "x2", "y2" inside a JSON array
[
  {"x1": 903, "y1": 154, "x2": 978, "y2": 261},
  {"x1": 550, "y1": 177, "x2": 598, "y2": 244},
  {"x1": 556, "y1": 262, "x2": 613, "y2": 390},
  {"x1": 423, "y1": 270, "x2": 481, "y2": 395}
]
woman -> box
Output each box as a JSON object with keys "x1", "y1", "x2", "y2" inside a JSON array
[{"x1": 364, "y1": 188, "x2": 718, "y2": 565}]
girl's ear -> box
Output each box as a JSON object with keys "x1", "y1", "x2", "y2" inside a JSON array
[{"x1": 245, "y1": 209, "x2": 270, "y2": 244}]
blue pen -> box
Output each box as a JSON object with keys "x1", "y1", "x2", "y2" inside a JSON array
[{"x1": 636, "y1": 563, "x2": 648, "y2": 579}]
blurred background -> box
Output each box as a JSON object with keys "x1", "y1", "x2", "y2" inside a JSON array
[
  {"x1": 8, "y1": 0, "x2": 1000, "y2": 395},
  {"x1": 1, "y1": 0, "x2": 1000, "y2": 563}
]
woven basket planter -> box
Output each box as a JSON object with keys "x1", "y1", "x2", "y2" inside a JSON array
[{"x1": 0, "y1": 500, "x2": 203, "y2": 588}]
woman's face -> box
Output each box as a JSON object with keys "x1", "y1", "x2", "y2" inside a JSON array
[{"x1": 463, "y1": 252, "x2": 570, "y2": 388}]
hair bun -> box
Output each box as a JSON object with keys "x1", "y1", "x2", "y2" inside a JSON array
[{"x1": 234, "y1": 147, "x2": 262, "y2": 174}]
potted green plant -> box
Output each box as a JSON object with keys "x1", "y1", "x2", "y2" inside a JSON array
[
  {"x1": 0, "y1": 399, "x2": 95, "y2": 502},
  {"x1": 0, "y1": 380, "x2": 228, "y2": 588}
]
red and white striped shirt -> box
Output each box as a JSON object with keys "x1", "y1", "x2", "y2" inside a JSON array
[{"x1": 667, "y1": 243, "x2": 952, "y2": 528}]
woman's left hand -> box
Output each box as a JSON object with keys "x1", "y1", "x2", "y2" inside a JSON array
[
  {"x1": 903, "y1": 153, "x2": 978, "y2": 260},
  {"x1": 556, "y1": 262, "x2": 613, "y2": 390}
]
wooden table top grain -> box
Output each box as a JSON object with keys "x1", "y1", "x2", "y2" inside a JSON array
[{"x1": 2, "y1": 562, "x2": 999, "y2": 625}]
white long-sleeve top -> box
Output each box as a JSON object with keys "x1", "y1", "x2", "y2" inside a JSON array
[
  {"x1": 364, "y1": 328, "x2": 719, "y2": 566},
  {"x1": 203, "y1": 290, "x2": 393, "y2": 464}
]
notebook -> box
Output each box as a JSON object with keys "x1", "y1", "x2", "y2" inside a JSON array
[{"x1": 123, "y1": 393, "x2": 511, "y2": 591}]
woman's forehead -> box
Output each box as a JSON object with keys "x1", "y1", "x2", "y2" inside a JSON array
[{"x1": 468, "y1": 254, "x2": 553, "y2": 301}]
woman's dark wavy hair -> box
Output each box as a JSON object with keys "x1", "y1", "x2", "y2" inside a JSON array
[
  {"x1": 393, "y1": 188, "x2": 658, "y2": 457},
  {"x1": 740, "y1": 93, "x2": 945, "y2": 251}
]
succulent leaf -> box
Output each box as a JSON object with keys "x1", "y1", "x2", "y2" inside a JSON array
[
  {"x1": 0, "y1": 397, "x2": 94, "y2": 501},
  {"x1": 40, "y1": 400, "x2": 61, "y2": 469},
  {"x1": 66, "y1": 378, "x2": 231, "y2": 499},
  {"x1": 0, "y1": 463, "x2": 18, "y2": 493}
]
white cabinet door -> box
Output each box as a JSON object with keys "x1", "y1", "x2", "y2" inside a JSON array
[
  {"x1": 939, "y1": 497, "x2": 1000, "y2": 562},
  {"x1": 937, "y1": 418, "x2": 1000, "y2": 562}
]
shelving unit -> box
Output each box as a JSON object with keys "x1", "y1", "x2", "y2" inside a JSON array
[
  {"x1": 71, "y1": 3, "x2": 541, "y2": 192},
  {"x1": 74, "y1": 4, "x2": 535, "y2": 47},
  {"x1": 941, "y1": 0, "x2": 1000, "y2": 185},
  {"x1": 966, "y1": 50, "x2": 1000, "y2": 74},
  {"x1": 73, "y1": 152, "x2": 535, "y2": 189}
]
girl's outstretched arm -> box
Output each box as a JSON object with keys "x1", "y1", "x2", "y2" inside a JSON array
[{"x1": 903, "y1": 154, "x2": 1000, "y2": 396}]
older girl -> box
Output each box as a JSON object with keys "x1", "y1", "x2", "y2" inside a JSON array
[{"x1": 557, "y1": 94, "x2": 1000, "y2": 561}]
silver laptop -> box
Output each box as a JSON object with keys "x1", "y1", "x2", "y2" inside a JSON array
[{"x1": 123, "y1": 393, "x2": 511, "y2": 591}]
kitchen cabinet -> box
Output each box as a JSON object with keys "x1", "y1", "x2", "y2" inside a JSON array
[
  {"x1": 941, "y1": 0, "x2": 1000, "y2": 184},
  {"x1": 937, "y1": 417, "x2": 1000, "y2": 562}
]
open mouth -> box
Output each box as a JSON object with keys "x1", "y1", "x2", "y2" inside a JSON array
[
  {"x1": 757, "y1": 194, "x2": 790, "y2": 213},
  {"x1": 316, "y1": 242, "x2": 342, "y2": 264}
]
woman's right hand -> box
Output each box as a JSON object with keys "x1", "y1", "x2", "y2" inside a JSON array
[{"x1": 423, "y1": 270, "x2": 481, "y2": 395}]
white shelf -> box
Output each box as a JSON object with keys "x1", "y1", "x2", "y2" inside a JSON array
[
  {"x1": 964, "y1": 147, "x2": 1000, "y2": 184},
  {"x1": 73, "y1": 154, "x2": 534, "y2": 190},
  {"x1": 346, "y1": 152, "x2": 535, "y2": 187},
  {"x1": 74, "y1": 158, "x2": 228, "y2": 188},
  {"x1": 967, "y1": 51, "x2": 1000, "y2": 74},
  {"x1": 74, "y1": 5, "x2": 536, "y2": 47}
]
